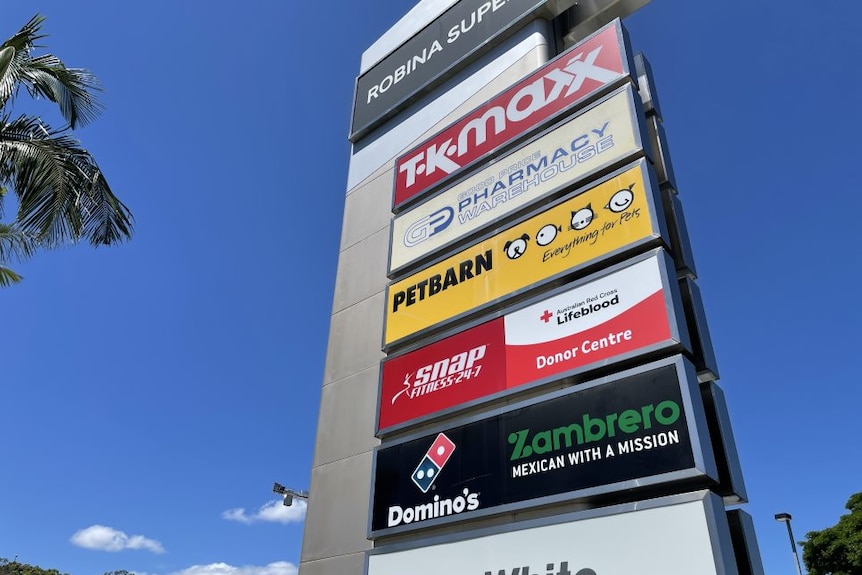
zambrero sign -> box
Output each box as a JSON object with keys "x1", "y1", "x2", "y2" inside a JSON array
[
  {"x1": 393, "y1": 18, "x2": 634, "y2": 209},
  {"x1": 378, "y1": 249, "x2": 689, "y2": 434},
  {"x1": 389, "y1": 84, "x2": 647, "y2": 275},
  {"x1": 369, "y1": 355, "x2": 717, "y2": 537},
  {"x1": 383, "y1": 158, "x2": 665, "y2": 349}
]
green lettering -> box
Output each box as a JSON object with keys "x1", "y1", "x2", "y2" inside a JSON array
[
  {"x1": 583, "y1": 413, "x2": 606, "y2": 442},
  {"x1": 508, "y1": 429, "x2": 530, "y2": 460},
  {"x1": 553, "y1": 424, "x2": 584, "y2": 450},
  {"x1": 605, "y1": 412, "x2": 618, "y2": 438},
  {"x1": 655, "y1": 400, "x2": 680, "y2": 425},
  {"x1": 532, "y1": 430, "x2": 553, "y2": 455},
  {"x1": 641, "y1": 403, "x2": 655, "y2": 429},
  {"x1": 618, "y1": 409, "x2": 642, "y2": 433}
]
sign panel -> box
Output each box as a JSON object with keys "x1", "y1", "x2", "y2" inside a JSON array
[
  {"x1": 369, "y1": 355, "x2": 717, "y2": 537},
  {"x1": 383, "y1": 158, "x2": 665, "y2": 349},
  {"x1": 351, "y1": 0, "x2": 584, "y2": 142},
  {"x1": 727, "y1": 509, "x2": 767, "y2": 575},
  {"x1": 662, "y1": 186, "x2": 697, "y2": 279},
  {"x1": 378, "y1": 248, "x2": 689, "y2": 434},
  {"x1": 366, "y1": 491, "x2": 739, "y2": 575},
  {"x1": 634, "y1": 52, "x2": 662, "y2": 119},
  {"x1": 702, "y1": 381, "x2": 747, "y2": 504},
  {"x1": 392, "y1": 19, "x2": 633, "y2": 208},
  {"x1": 680, "y1": 277, "x2": 719, "y2": 382},
  {"x1": 390, "y1": 85, "x2": 646, "y2": 274}
]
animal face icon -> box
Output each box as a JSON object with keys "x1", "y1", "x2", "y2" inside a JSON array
[
  {"x1": 570, "y1": 204, "x2": 595, "y2": 231},
  {"x1": 504, "y1": 233, "x2": 530, "y2": 259},
  {"x1": 536, "y1": 223, "x2": 561, "y2": 246},
  {"x1": 605, "y1": 184, "x2": 635, "y2": 213}
]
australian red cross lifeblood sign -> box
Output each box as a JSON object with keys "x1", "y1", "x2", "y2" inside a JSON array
[
  {"x1": 392, "y1": 18, "x2": 634, "y2": 210},
  {"x1": 377, "y1": 248, "x2": 689, "y2": 434}
]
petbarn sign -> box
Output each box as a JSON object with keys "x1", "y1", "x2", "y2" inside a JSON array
[{"x1": 383, "y1": 158, "x2": 665, "y2": 349}]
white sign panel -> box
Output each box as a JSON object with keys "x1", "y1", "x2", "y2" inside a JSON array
[
  {"x1": 367, "y1": 491, "x2": 738, "y2": 575},
  {"x1": 389, "y1": 85, "x2": 645, "y2": 275},
  {"x1": 504, "y1": 250, "x2": 663, "y2": 345}
]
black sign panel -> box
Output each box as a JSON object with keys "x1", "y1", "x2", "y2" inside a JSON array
[
  {"x1": 369, "y1": 356, "x2": 717, "y2": 537},
  {"x1": 351, "y1": 0, "x2": 556, "y2": 142}
]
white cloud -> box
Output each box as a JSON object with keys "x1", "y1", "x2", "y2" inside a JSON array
[
  {"x1": 70, "y1": 524, "x2": 165, "y2": 553},
  {"x1": 169, "y1": 562, "x2": 297, "y2": 575},
  {"x1": 222, "y1": 498, "x2": 306, "y2": 525}
]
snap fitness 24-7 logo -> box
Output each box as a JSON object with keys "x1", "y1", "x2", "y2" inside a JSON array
[
  {"x1": 387, "y1": 433, "x2": 480, "y2": 528},
  {"x1": 391, "y1": 345, "x2": 486, "y2": 405}
]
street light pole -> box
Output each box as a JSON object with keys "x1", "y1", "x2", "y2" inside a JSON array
[{"x1": 775, "y1": 512, "x2": 804, "y2": 575}]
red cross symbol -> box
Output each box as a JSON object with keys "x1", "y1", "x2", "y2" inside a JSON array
[{"x1": 539, "y1": 310, "x2": 553, "y2": 323}]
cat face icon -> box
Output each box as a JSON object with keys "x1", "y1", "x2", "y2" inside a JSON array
[
  {"x1": 504, "y1": 233, "x2": 530, "y2": 260},
  {"x1": 536, "y1": 223, "x2": 561, "y2": 246},
  {"x1": 605, "y1": 184, "x2": 635, "y2": 213},
  {"x1": 570, "y1": 204, "x2": 595, "y2": 231}
]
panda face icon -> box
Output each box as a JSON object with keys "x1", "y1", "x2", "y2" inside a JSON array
[
  {"x1": 536, "y1": 223, "x2": 560, "y2": 246},
  {"x1": 504, "y1": 233, "x2": 530, "y2": 260},
  {"x1": 605, "y1": 184, "x2": 635, "y2": 213}
]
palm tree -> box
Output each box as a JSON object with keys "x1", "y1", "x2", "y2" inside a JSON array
[{"x1": 0, "y1": 14, "x2": 133, "y2": 286}]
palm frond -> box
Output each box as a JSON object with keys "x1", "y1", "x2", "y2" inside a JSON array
[
  {"x1": 0, "y1": 222, "x2": 37, "y2": 259},
  {"x1": 0, "y1": 15, "x2": 47, "y2": 110},
  {"x1": 0, "y1": 14, "x2": 103, "y2": 128},
  {"x1": 0, "y1": 115, "x2": 133, "y2": 247},
  {"x1": 0, "y1": 222, "x2": 37, "y2": 287},
  {"x1": 0, "y1": 264, "x2": 24, "y2": 286}
]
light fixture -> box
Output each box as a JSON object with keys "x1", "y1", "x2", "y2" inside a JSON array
[{"x1": 273, "y1": 481, "x2": 309, "y2": 507}]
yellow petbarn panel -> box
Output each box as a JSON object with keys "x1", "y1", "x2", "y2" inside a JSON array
[{"x1": 384, "y1": 159, "x2": 665, "y2": 349}]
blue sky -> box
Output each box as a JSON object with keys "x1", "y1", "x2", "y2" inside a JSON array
[{"x1": 1, "y1": 1, "x2": 860, "y2": 575}]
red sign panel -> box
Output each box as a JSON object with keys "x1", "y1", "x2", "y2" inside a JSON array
[
  {"x1": 378, "y1": 250, "x2": 685, "y2": 434},
  {"x1": 393, "y1": 19, "x2": 630, "y2": 209}
]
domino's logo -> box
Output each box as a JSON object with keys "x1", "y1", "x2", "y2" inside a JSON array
[{"x1": 411, "y1": 433, "x2": 455, "y2": 493}]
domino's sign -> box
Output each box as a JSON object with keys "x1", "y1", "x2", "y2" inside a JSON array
[{"x1": 369, "y1": 355, "x2": 718, "y2": 537}]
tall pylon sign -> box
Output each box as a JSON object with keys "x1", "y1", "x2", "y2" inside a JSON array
[{"x1": 299, "y1": 2, "x2": 765, "y2": 575}]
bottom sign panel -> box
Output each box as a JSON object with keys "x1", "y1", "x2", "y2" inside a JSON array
[
  {"x1": 367, "y1": 490, "x2": 740, "y2": 575},
  {"x1": 369, "y1": 355, "x2": 718, "y2": 537}
]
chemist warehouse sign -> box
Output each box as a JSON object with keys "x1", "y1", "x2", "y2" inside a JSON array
[
  {"x1": 378, "y1": 248, "x2": 690, "y2": 434},
  {"x1": 383, "y1": 158, "x2": 666, "y2": 350},
  {"x1": 369, "y1": 355, "x2": 718, "y2": 538},
  {"x1": 389, "y1": 84, "x2": 647, "y2": 275}
]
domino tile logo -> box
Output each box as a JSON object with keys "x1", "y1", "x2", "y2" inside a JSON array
[{"x1": 410, "y1": 433, "x2": 456, "y2": 493}]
